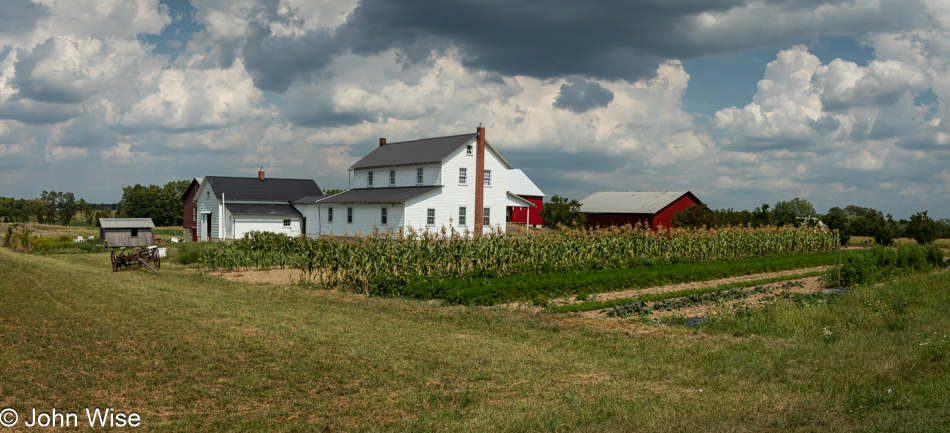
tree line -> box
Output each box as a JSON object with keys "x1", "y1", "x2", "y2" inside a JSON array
[
  {"x1": 1, "y1": 180, "x2": 190, "y2": 227},
  {"x1": 0, "y1": 193, "x2": 116, "y2": 225},
  {"x1": 539, "y1": 195, "x2": 948, "y2": 246},
  {"x1": 671, "y1": 199, "x2": 949, "y2": 246}
]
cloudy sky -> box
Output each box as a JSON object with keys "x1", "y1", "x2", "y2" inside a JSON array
[{"x1": 1, "y1": 0, "x2": 949, "y2": 218}]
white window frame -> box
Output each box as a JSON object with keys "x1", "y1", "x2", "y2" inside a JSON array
[
  {"x1": 426, "y1": 208, "x2": 435, "y2": 226},
  {"x1": 483, "y1": 207, "x2": 490, "y2": 226},
  {"x1": 416, "y1": 168, "x2": 424, "y2": 185},
  {"x1": 283, "y1": 219, "x2": 291, "y2": 227},
  {"x1": 459, "y1": 167, "x2": 467, "y2": 185},
  {"x1": 368, "y1": 171, "x2": 374, "y2": 187},
  {"x1": 389, "y1": 170, "x2": 395, "y2": 186},
  {"x1": 347, "y1": 207, "x2": 353, "y2": 224},
  {"x1": 327, "y1": 207, "x2": 333, "y2": 223},
  {"x1": 458, "y1": 207, "x2": 466, "y2": 226},
  {"x1": 484, "y1": 170, "x2": 491, "y2": 187},
  {"x1": 381, "y1": 207, "x2": 388, "y2": 225},
  {"x1": 466, "y1": 145, "x2": 473, "y2": 156}
]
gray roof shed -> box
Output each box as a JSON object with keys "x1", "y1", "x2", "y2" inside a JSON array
[{"x1": 98, "y1": 218, "x2": 156, "y2": 228}]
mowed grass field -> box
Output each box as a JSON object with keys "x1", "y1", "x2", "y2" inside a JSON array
[{"x1": 2, "y1": 247, "x2": 950, "y2": 431}]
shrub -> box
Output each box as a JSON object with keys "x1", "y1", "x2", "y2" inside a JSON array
[
  {"x1": 175, "y1": 242, "x2": 210, "y2": 264},
  {"x1": 838, "y1": 244, "x2": 943, "y2": 287}
]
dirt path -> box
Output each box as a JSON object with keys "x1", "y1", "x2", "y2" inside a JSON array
[{"x1": 502, "y1": 266, "x2": 833, "y2": 317}]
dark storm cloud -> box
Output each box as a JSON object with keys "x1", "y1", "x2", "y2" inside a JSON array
[
  {"x1": 337, "y1": 0, "x2": 745, "y2": 82},
  {"x1": 0, "y1": 0, "x2": 48, "y2": 35},
  {"x1": 0, "y1": 100, "x2": 79, "y2": 125},
  {"x1": 11, "y1": 39, "x2": 99, "y2": 104},
  {"x1": 808, "y1": 116, "x2": 840, "y2": 134},
  {"x1": 554, "y1": 77, "x2": 615, "y2": 112}
]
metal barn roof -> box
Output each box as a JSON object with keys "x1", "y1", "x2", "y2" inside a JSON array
[
  {"x1": 98, "y1": 218, "x2": 155, "y2": 229},
  {"x1": 225, "y1": 203, "x2": 302, "y2": 216},
  {"x1": 507, "y1": 169, "x2": 545, "y2": 197},
  {"x1": 579, "y1": 191, "x2": 696, "y2": 214},
  {"x1": 204, "y1": 176, "x2": 323, "y2": 202}
]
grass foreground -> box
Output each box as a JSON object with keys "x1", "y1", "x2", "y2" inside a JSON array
[{"x1": 1, "y1": 247, "x2": 949, "y2": 431}]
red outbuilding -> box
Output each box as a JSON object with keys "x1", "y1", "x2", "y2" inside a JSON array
[
  {"x1": 181, "y1": 177, "x2": 202, "y2": 241},
  {"x1": 579, "y1": 191, "x2": 703, "y2": 232},
  {"x1": 505, "y1": 169, "x2": 545, "y2": 227}
]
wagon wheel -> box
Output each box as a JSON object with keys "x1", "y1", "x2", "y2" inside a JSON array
[{"x1": 111, "y1": 250, "x2": 118, "y2": 272}]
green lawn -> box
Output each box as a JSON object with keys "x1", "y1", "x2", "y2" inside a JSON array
[{"x1": 1, "y1": 247, "x2": 949, "y2": 431}]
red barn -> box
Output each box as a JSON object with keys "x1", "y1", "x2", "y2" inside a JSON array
[
  {"x1": 579, "y1": 191, "x2": 702, "y2": 232},
  {"x1": 505, "y1": 169, "x2": 545, "y2": 227},
  {"x1": 181, "y1": 177, "x2": 202, "y2": 241}
]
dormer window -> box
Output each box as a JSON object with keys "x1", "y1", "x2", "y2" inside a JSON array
[
  {"x1": 416, "y1": 168, "x2": 423, "y2": 185},
  {"x1": 368, "y1": 171, "x2": 374, "y2": 187},
  {"x1": 466, "y1": 145, "x2": 473, "y2": 155}
]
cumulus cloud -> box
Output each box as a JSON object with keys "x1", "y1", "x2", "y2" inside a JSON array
[
  {"x1": 0, "y1": 0, "x2": 48, "y2": 37},
  {"x1": 553, "y1": 77, "x2": 615, "y2": 113}
]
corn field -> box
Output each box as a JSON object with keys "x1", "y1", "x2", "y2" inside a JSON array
[{"x1": 198, "y1": 226, "x2": 839, "y2": 293}]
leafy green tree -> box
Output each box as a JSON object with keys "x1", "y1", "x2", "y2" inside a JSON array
[
  {"x1": 867, "y1": 213, "x2": 902, "y2": 246},
  {"x1": 671, "y1": 204, "x2": 715, "y2": 229},
  {"x1": 823, "y1": 207, "x2": 851, "y2": 246},
  {"x1": 540, "y1": 195, "x2": 587, "y2": 229},
  {"x1": 117, "y1": 181, "x2": 190, "y2": 226},
  {"x1": 57, "y1": 192, "x2": 76, "y2": 226},
  {"x1": 905, "y1": 211, "x2": 939, "y2": 245},
  {"x1": 323, "y1": 188, "x2": 346, "y2": 195}
]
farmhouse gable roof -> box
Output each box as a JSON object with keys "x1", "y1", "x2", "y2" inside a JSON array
[
  {"x1": 350, "y1": 133, "x2": 513, "y2": 170},
  {"x1": 204, "y1": 176, "x2": 324, "y2": 202}
]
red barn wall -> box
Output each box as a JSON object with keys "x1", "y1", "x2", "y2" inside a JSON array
[
  {"x1": 182, "y1": 182, "x2": 199, "y2": 241},
  {"x1": 509, "y1": 195, "x2": 545, "y2": 225},
  {"x1": 652, "y1": 194, "x2": 701, "y2": 232},
  {"x1": 584, "y1": 213, "x2": 652, "y2": 230}
]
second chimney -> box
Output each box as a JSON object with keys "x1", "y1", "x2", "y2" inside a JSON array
[
  {"x1": 379, "y1": 138, "x2": 387, "y2": 146},
  {"x1": 258, "y1": 167, "x2": 265, "y2": 181}
]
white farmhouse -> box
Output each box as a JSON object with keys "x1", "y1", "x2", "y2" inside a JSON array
[
  {"x1": 193, "y1": 171, "x2": 324, "y2": 240},
  {"x1": 297, "y1": 126, "x2": 535, "y2": 236}
]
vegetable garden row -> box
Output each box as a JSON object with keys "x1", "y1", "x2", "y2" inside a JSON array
[{"x1": 198, "y1": 226, "x2": 840, "y2": 294}]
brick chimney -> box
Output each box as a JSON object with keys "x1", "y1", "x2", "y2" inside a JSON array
[
  {"x1": 474, "y1": 125, "x2": 486, "y2": 235},
  {"x1": 258, "y1": 167, "x2": 265, "y2": 181},
  {"x1": 379, "y1": 138, "x2": 387, "y2": 146}
]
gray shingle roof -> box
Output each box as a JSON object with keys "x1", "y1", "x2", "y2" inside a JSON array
[
  {"x1": 205, "y1": 176, "x2": 323, "y2": 202},
  {"x1": 98, "y1": 218, "x2": 155, "y2": 229},
  {"x1": 579, "y1": 191, "x2": 701, "y2": 214},
  {"x1": 350, "y1": 134, "x2": 476, "y2": 170},
  {"x1": 225, "y1": 203, "x2": 302, "y2": 217},
  {"x1": 309, "y1": 186, "x2": 442, "y2": 204}
]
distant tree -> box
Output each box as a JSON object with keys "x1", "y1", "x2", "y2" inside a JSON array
[
  {"x1": 752, "y1": 204, "x2": 773, "y2": 227},
  {"x1": 540, "y1": 195, "x2": 586, "y2": 230},
  {"x1": 823, "y1": 207, "x2": 851, "y2": 246},
  {"x1": 905, "y1": 211, "x2": 939, "y2": 245},
  {"x1": 671, "y1": 204, "x2": 715, "y2": 229},
  {"x1": 118, "y1": 181, "x2": 188, "y2": 226},
  {"x1": 57, "y1": 192, "x2": 76, "y2": 226},
  {"x1": 867, "y1": 213, "x2": 902, "y2": 246},
  {"x1": 773, "y1": 198, "x2": 816, "y2": 227},
  {"x1": 323, "y1": 188, "x2": 346, "y2": 195}
]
